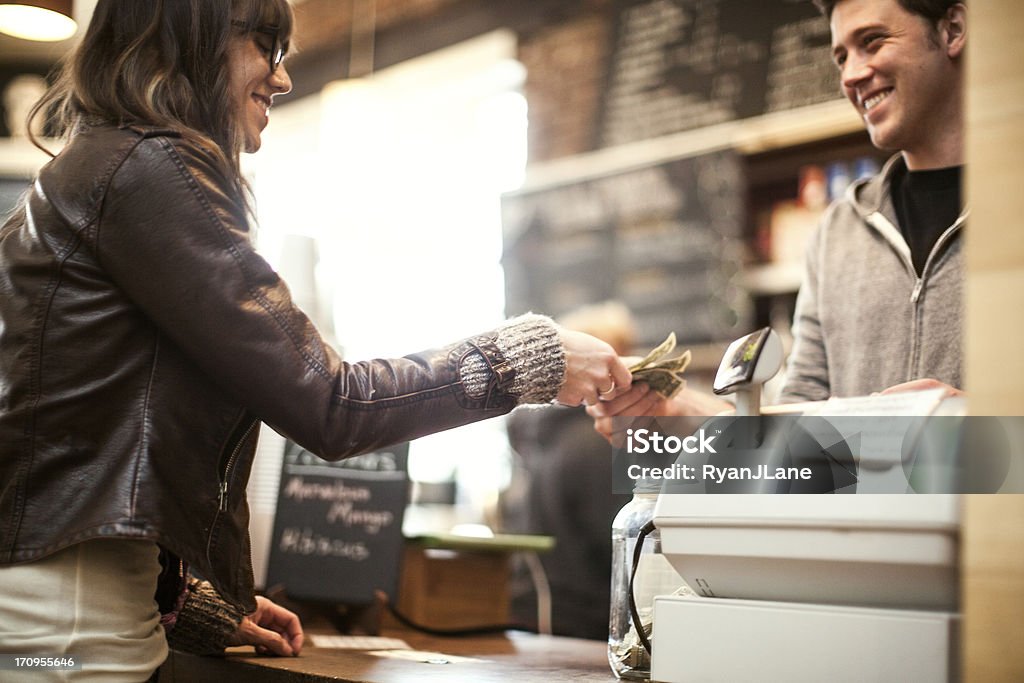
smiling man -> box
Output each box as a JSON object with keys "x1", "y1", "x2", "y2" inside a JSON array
[
  {"x1": 590, "y1": 0, "x2": 968, "y2": 433},
  {"x1": 779, "y1": 0, "x2": 968, "y2": 402}
]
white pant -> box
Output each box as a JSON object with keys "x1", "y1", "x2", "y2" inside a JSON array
[{"x1": 0, "y1": 539, "x2": 168, "y2": 682}]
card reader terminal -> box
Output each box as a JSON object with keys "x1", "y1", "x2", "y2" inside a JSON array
[{"x1": 713, "y1": 327, "x2": 783, "y2": 416}]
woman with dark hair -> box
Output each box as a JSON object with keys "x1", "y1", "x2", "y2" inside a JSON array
[{"x1": 0, "y1": 1, "x2": 632, "y2": 679}]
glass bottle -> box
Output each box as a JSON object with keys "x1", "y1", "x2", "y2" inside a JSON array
[{"x1": 608, "y1": 483, "x2": 683, "y2": 680}]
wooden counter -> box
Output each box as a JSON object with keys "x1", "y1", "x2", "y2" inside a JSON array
[{"x1": 157, "y1": 630, "x2": 615, "y2": 683}]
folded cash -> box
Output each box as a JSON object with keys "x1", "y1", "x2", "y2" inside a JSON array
[{"x1": 629, "y1": 332, "x2": 691, "y2": 399}]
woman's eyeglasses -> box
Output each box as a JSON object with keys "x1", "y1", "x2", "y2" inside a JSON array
[{"x1": 232, "y1": 20, "x2": 285, "y2": 74}]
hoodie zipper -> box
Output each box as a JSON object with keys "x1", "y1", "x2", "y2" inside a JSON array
[
  {"x1": 908, "y1": 214, "x2": 966, "y2": 377},
  {"x1": 912, "y1": 213, "x2": 967, "y2": 303},
  {"x1": 868, "y1": 209, "x2": 966, "y2": 378}
]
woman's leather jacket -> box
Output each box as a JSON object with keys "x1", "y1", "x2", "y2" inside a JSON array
[{"x1": 0, "y1": 125, "x2": 535, "y2": 611}]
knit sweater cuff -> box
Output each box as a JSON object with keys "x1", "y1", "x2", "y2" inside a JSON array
[
  {"x1": 165, "y1": 578, "x2": 245, "y2": 655},
  {"x1": 459, "y1": 314, "x2": 565, "y2": 404}
]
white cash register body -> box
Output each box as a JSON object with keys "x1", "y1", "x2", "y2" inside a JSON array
[{"x1": 648, "y1": 329, "x2": 960, "y2": 682}]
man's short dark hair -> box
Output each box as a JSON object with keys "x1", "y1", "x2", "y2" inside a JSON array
[{"x1": 813, "y1": 0, "x2": 964, "y2": 27}]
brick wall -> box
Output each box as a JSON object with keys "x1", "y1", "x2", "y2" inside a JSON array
[
  {"x1": 289, "y1": 0, "x2": 614, "y2": 162},
  {"x1": 518, "y1": 4, "x2": 612, "y2": 161}
]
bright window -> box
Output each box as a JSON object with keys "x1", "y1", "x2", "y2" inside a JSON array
[{"x1": 245, "y1": 31, "x2": 528, "y2": 582}]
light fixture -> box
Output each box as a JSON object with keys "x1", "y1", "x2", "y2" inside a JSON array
[{"x1": 0, "y1": 1, "x2": 77, "y2": 42}]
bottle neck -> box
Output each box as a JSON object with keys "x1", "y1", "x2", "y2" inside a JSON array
[{"x1": 633, "y1": 479, "x2": 661, "y2": 497}]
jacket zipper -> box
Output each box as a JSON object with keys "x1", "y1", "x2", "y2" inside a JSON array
[
  {"x1": 206, "y1": 413, "x2": 258, "y2": 563},
  {"x1": 218, "y1": 417, "x2": 258, "y2": 512}
]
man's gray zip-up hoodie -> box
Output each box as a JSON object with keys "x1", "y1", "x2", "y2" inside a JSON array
[{"x1": 780, "y1": 154, "x2": 966, "y2": 402}]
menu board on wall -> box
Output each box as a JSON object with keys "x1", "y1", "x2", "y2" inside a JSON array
[
  {"x1": 265, "y1": 441, "x2": 410, "y2": 605},
  {"x1": 599, "y1": 0, "x2": 840, "y2": 147},
  {"x1": 502, "y1": 150, "x2": 751, "y2": 349}
]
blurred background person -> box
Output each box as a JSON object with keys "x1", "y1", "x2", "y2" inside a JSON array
[{"x1": 502, "y1": 301, "x2": 634, "y2": 640}]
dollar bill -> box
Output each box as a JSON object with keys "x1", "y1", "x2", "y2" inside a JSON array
[
  {"x1": 629, "y1": 333, "x2": 691, "y2": 399},
  {"x1": 628, "y1": 332, "x2": 679, "y2": 373}
]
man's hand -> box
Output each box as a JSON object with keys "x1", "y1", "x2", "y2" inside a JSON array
[
  {"x1": 227, "y1": 596, "x2": 304, "y2": 657},
  {"x1": 586, "y1": 383, "x2": 663, "y2": 446},
  {"x1": 586, "y1": 385, "x2": 733, "y2": 446}
]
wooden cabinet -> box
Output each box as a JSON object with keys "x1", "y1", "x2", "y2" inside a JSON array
[{"x1": 393, "y1": 545, "x2": 511, "y2": 630}]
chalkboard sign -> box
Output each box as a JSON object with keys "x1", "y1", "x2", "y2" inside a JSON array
[
  {"x1": 502, "y1": 150, "x2": 750, "y2": 349},
  {"x1": 599, "y1": 0, "x2": 840, "y2": 147},
  {"x1": 265, "y1": 441, "x2": 410, "y2": 605}
]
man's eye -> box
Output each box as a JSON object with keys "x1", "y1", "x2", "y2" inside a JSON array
[{"x1": 863, "y1": 33, "x2": 885, "y2": 49}]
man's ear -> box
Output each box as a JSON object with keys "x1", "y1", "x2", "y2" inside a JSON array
[{"x1": 942, "y1": 3, "x2": 967, "y2": 59}]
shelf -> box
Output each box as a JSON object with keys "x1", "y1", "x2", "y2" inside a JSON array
[
  {"x1": 516, "y1": 99, "x2": 862, "y2": 194},
  {"x1": 731, "y1": 100, "x2": 864, "y2": 155}
]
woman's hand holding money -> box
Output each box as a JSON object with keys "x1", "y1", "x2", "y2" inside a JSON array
[{"x1": 555, "y1": 329, "x2": 634, "y2": 407}]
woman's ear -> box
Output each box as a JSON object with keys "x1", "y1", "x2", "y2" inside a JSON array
[{"x1": 943, "y1": 3, "x2": 967, "y2": 59}]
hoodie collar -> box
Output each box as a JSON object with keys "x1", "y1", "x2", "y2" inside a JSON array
[
  {"x1": 847, "y1": 153, "x2": 904, "y2": 225},
  {"x1": 847, "y1": 152, "x2": 968, "y2": 271}
]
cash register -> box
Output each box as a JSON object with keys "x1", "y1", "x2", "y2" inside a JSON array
[{"x1": 649, "y1": 328, "x2": 962, "y2": 682}]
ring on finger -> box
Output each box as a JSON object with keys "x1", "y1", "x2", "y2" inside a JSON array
[{"x1": 599, "y1": 380, "x2": 617, "y2": 397}]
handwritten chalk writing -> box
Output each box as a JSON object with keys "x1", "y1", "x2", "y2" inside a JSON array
[
  {"x1": 283, "y1": 476, "x2": 370, "y2": 503},
  {"x1": 278, "y1": 527, "x2": 371, "y2": 560},
  {"x1": 326, "y1": 502, "x2": 394, "y2": 534}
]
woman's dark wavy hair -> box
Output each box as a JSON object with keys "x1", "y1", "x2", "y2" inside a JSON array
[
  {"x1": 813, "y1": 0, "x2": 965, "y2": 26},
  {"x1": 28, "y1": 0, "x2": 293, "y2": 203}
]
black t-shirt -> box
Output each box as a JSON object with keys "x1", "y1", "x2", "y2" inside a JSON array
[{"x1": 891, "y1": 164, "x2": 963, "y2": 277}]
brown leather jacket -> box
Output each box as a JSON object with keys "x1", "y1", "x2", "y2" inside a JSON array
[{"x1": 0, "y1": 125, "x2": 531, "y2": 611}]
